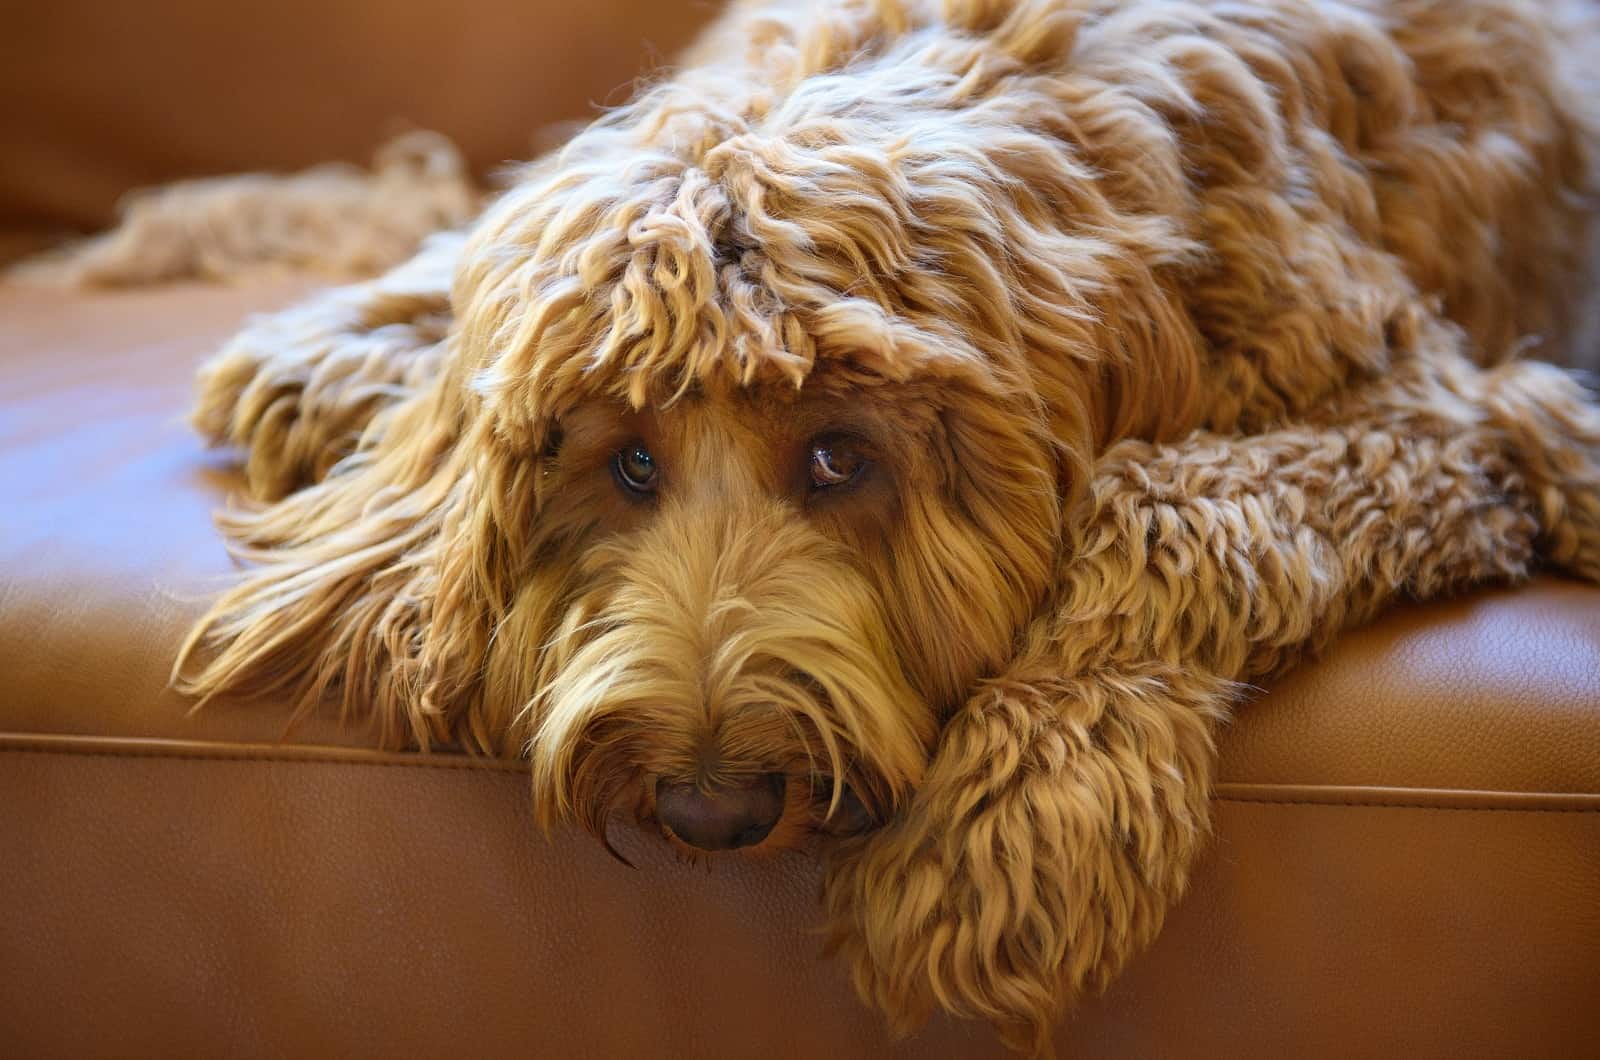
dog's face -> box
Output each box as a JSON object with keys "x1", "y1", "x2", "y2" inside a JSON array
[
  {"x1": 481, "y1": 369, "x2": 1059, "y2": 852},
  {"x1": 426, "y1": 43, "x2": 1161, "y2": 854}
]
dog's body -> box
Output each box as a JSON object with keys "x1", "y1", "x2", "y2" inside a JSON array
[{"x1": 171, "y1": 0, "x2": 1600, "y2": 1050}]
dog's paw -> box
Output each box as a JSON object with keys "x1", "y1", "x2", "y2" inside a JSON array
[
  {"x1": 822, "y1": 671, "x2": 1216, "y2": 1054},
  {"x1": 1485, "y1": 361, "x2": 1600, "y2": 583},
  {"x1": 822, "y1": 799, "x2": 1079, "y2": 1055},
  {"x1": 1544, "y1": 401, "x2": 1600, "y2": 584}
]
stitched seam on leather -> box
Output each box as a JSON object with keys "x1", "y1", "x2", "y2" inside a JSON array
[
  {"x1": 4, "y1": 744, "x2": 1597, "y2": 811},
  {"x1": 0, "y1": 743, "x2": 525, "y2": 774},
  {"x1": 1216, "y1": 795, "x2": 1600, "y2": 813}
]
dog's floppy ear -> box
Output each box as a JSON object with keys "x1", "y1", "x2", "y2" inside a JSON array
[
  {"x1": 176, "y1": 272, "x2": 549, "y2": 753},
  {"x1": 178, "y1": 394, "x2": 467, "y2": 750}
]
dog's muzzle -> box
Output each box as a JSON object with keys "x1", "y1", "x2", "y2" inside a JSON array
[{"x1": 655, "y1": 773, "x2": 786, "y2": 850}]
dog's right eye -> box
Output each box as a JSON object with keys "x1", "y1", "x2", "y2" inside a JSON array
[
  {"x1": 611, "y1": 441, "x2": 659, "y2": 497},
  {"x1": 808, "y1": 434, "x2": 869, "y2": 492}
]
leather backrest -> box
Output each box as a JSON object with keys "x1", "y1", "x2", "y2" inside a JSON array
[{"x1": 0, "y1": 1, "x2": 718, "y2": 236}]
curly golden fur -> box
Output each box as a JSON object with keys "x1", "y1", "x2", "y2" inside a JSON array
[{"x1": 54, "y1": 0, "x2": 1600, "y2": 1051}]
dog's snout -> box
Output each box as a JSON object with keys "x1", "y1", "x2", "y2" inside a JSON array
[{"x1": 656, "y1": 773, "x2": 786, "y2": 850}]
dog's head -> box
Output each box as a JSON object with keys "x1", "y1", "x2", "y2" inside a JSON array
[
  {"x1": 437, "y1": 78, "x2": 1106, "y2": 849},
  {"x1": 185, "y1": 9, "x2": 1199, "y2": 854},
  {"x1": 455, "y1": 133, "x2": 1070, "y2": 850}
]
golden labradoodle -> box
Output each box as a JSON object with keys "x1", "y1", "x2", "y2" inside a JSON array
[{"x1": 156, "y1": 0, "x2": 1600, "y2": 1049}]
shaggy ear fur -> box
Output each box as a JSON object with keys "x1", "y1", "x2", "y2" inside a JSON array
[
  {"x1": 175, "y1": 232, "x2": 536, "y2": 751},
  {"x1": 823, "y1": 342, "x2": 1600, "y2": 1053},
  {"x1": 193, "y1": 232, "x2": 464, "y2": 499}
]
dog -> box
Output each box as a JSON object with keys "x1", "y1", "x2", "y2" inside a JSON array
[{"x1": 116, "y1": 0, "x2": 1600, "y2": 1050}]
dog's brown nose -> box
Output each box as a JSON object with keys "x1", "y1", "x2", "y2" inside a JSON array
[{"x1": 656, "y1": 774, "x2": 786, "y2": 851}]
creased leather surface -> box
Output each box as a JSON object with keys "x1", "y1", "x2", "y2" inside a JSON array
[
  {"x1": 0, "y1": 280, "x2": 375, "y2": 747},
  {"x1": 2, "y1": 279, "x2": 1599, "y2": 1058}
]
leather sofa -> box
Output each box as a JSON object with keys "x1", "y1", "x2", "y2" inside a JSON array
[{"x1": 3, "y1": 3, "x2": 1598, "y2": 1057}]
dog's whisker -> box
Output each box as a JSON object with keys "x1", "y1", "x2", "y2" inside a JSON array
[{"x1": 597, "y1": 815, "x2": 637, "y2": 870}]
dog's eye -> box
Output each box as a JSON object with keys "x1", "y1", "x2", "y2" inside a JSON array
[
  {"x1": 809, "y1": 436, "x2": 868, "y2": 490},
  {"x1": 612, "y1": 441, "x2": 658, "y2": 496},
  {"x1": 542, "y1": 424, "x2": 564, "y2": 461}
]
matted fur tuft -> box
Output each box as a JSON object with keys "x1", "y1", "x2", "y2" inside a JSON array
[{"x1": 41, "y1": 0, "x2": 1600, "y2": 1050}]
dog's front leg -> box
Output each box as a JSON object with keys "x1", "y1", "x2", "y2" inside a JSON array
[
  {"x1": 823, "y1": 653, "x2": 1228, "y2": 1055},
  {"x1": 826, "y1": 348, "x2": 1600, "y2": 1053}
]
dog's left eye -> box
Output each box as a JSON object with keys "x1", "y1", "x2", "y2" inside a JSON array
[
  {"x1": 809, "y1": 436, "x2": 868, "y2": 490},
  {"x1": 612, "y1": 441, "x2": 659, "y2": 497}
]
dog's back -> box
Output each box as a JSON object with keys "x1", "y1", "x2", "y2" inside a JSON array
[
  {"x1": 1056, "y1": 0, "x2": 1600, "y2": 407},
  {"x1": 1333, "y1": 0, "x2": 1600, "y2": 371},
  {"x1": 679, "y1": 0, "x2": 1600, "y2": 437}
]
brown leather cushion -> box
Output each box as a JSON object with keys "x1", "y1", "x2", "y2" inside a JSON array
[{"x1": 2, "y1": 279, "x2": 1598, "y2": 1058}]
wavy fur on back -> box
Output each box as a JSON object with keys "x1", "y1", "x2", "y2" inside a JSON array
[{"x1": 47, "y1": 0, "x2": 1600, "y2": 1051}]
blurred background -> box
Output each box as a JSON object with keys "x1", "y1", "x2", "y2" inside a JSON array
[{"x1": 0, "y1": 0, "x2": 724, "y2": 261}]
